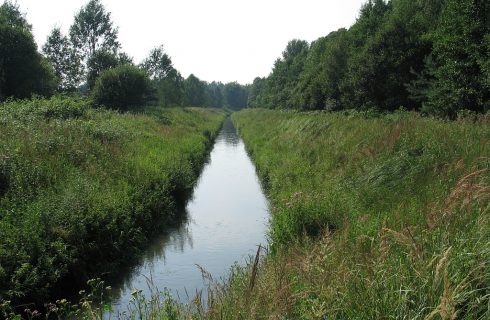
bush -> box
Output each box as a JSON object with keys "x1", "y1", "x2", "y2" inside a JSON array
[{"x1": 91, "y1": 64, "x2": 150, "y2": 111}]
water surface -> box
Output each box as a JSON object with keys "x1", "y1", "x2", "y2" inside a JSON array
[{"x1": 108, "y1": 118, "x2": 269, "y2": 313}]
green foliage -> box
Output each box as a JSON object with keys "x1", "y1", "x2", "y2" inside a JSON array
[
  {"x1": 0, "y1": 96, "x2": 224, "y2": 306},
  {"x1": 183, "y1": 74, "x2": 206, "y2": 107},
  {"x1": 69, "y1": 0, "x2": 120, "y2": 59},
  {"x1": 424, "y1": 0, "x2": 490, "y2": 118},
  {"x1": 153, "y1": 69, "x2": 185, "y2": 108},
  {"x1": 140, "y1": 45, "x2": 174, "y2": 81},
  {"x1": 206, "y1": 81, "x2": 225, "y2": 108},
  {"x1": 0, "y1": 1, "x2": 57, "y2": 100},
  {"x1": 223, "y1": 82, "x2": 248, "y2": 110},
  {"x1": 43, "y1": 27, "x2": 84, "y2": 92},
  {"x1": 252, "y1": 0, "x2": 487, "y2": 117},
  {"x1": 297, "y1": 29, "x2": 350, "y2": 110},
  {"x1": 86, "y1": 49, "x2": 133, "y2": 90},
  {"x1": 259, "y1": 39, "x2": 309, "y2": 109},
  {"x1": 140, "y1": 46, "x2": 184, "y2": 108},
  {"x1": 91, "y1": 64, "x2": 150, "y2": 110},
  {"x1": 247, "y1": 77, "x2": 265, "y2": 108}
]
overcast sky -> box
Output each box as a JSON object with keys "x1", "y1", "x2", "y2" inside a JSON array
[{"x1": 12, "y1": 0, "x2": 366, "y2": 84}]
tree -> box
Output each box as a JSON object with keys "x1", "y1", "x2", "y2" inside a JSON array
[
  {"x1": 424, "y1": 0, "x2": 490, "y2": 117},
  {"x1": 154, "y1": 68, "x2": 184, "y2": 107},
  {"x1": 206, "y1": 81, "x2": 225, "y2": 108},
  {"x1": 86, "y1": 49, "x2": 132, "y2": 90},
  {"x1": 69, "y1": 0, "x2": 119, "y2": 59},
  {"x1": 224, "y1": 82, "x2": 248, "y2": 110},
  {"x1": 0, "y1": 1, "x2": 56, "y2": 100},
  {"x1": 294, "y1": 29, "x2": 350, "y2": 111},
  {"x1": 262, "y1": 39, "x2": 309, "y2": 109},
  {"x1": 183, "y1": 74, "x2": 206, "y2": 107},
  {"x1": 91, "y1": 64, "x2": 150, "y2": 110},
  {"x1": 140, "y1": 46, "x2": 174, "y2": 80},
  {"x1": 43, "y1": 27, "x2": 84, "y2": 92},
  {"x1": 247, "y1": 77, "x2": 265, "y2": 108},
  {"x1": 140, "y1": 46, "x2": 184, "y2": 107}
]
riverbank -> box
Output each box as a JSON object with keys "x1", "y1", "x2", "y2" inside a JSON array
[
  {"x1": 199, "y1": 109, "x2": 489, "y2": 319},
  {"x1": 0, "y1": 96, "x2": 225, "y2": 307}
]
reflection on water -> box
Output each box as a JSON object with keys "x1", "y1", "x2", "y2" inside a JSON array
[{"x1": 107, "y1": 118, "x2": 269, "y2": 314}]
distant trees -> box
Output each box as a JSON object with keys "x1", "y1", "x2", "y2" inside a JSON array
[
  {"x1": 250, "y1": 0, "x2": 489, "y2": 118},
  {"x1": 223, "y1": 82, "x2": 248, "y2": 110},
  {"x1": 0, "y1": 1, "x2": 56, "y2": 100},
  {"x1": 183, "y1": 74, "x2": 207, "y2": 107},
  {"x1": 206, "y1": 81, "x2": 225, "y2": 108}
]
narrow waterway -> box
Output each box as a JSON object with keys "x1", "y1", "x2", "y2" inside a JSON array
[{"x1": 108, "y1": 118, "x2": 269, "y2": 315}]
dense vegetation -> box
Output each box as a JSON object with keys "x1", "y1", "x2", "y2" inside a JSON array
[
  {"x1": 190, "y1": 109, "x2": 489, "y2": 319},
  {"x1": 248, "y1": 0, "x2": 490, "y2": 118},
  {"x1": 0, "y1": 96, "x2": 224, "y2": 305},
  {"x1": 0, "y1": 0, "x2": 249, "y2": 110}
]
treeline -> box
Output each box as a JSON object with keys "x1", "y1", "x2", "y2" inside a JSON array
[
  {"x1": 248, "y1": 0, "x2": 490, "y2": 118},
  {"x1": 0, "y1": 0, "x2": 248, "y2": 110}
]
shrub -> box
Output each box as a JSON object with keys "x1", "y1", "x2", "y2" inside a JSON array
[{"x1": 91, "y1": 64, "x2": 150, "y2": 111}]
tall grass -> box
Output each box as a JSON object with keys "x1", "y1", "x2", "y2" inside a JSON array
[
  {"x1": 0, "y1": 96, "x2": 224, "y2": 307},
  {"x1": 195, "y1": 109, "x2": 490, "y2": 319}
]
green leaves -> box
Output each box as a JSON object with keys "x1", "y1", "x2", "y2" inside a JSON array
[
  {"x1": 69, "y1": 0, "x2": 120, "y2": 59},
  {"x1": 91, "y1": 64, "x2": 151, "y2": 110},
  {"x1": 43, "y1": 28, "x2": 84, "y2": 92},
  {"x1": 252, "y1": 0, "x2": 489, "y2": 118},
  {"x1": 0, "y1": 1, "x2": 57, "y2": 100}
]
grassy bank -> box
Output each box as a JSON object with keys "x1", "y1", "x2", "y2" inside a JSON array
[
  {"x1": 197, "y1": 109, "x2": 490, "y2": 319},
  {"x1": 0, "y1": 96, "x2": 224, "y2": 306}
]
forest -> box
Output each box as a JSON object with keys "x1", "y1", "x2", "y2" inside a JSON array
[{"x1": 248, "y1": 0, "x2": 489, "y2": 118}]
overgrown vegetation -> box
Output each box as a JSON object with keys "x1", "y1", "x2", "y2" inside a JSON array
[
  {"x1": 248, "y1": 0, "x2": 490, "y2": 118},
  {"x1": 0, "y1": 96, "x2": 224, "y2": 307},
  {"x1": 193, "y1": 109, "x2": 490, "y2": 319}
]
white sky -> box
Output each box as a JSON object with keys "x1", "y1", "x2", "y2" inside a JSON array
[{"x1": 12, "y1": 0, "x2": 366, "y2": 84}]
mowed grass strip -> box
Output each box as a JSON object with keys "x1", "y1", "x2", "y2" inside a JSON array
[
  {"x1": 0, "y1": 96, "x2": 225, "y2": 305},
  {"x1": 197, "y1": 109, "x2": 490, "y2": 319}
]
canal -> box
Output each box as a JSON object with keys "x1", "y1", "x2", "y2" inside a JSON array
[{"x1": 108, "y1": 118, "x2": 269, "y2": 315}]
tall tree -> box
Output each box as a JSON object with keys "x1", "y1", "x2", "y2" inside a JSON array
[
  {"x1": 140, "y1": 45, "x2": 184, "y2": 107},
  {"x1": 0, "y1": 1, "x2": 56, "y2": 100},
  {"x1": 43, "y1": 27, "x2": 84, "y2": 92},
  {"x1": 140, "y1": 46, "x2": 174, "y2": 80},
  {"x1": 69, "y1": 0, "x2": 119, "y2": 59},
  {"x1": 263, "y1": 39, "x2": 309, "y2": 109}
]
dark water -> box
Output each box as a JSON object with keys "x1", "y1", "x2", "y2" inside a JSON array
[{"x1": 107, "y1": 118, "x2": 269, "y2": 315}]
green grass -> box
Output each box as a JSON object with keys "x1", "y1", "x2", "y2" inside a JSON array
[
  {"x1": 0, "y1": 96, "x2": 225, "y2": 306},
  {"x1": 194, "y1": 109, "x2": 490, "y2": 319}
]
